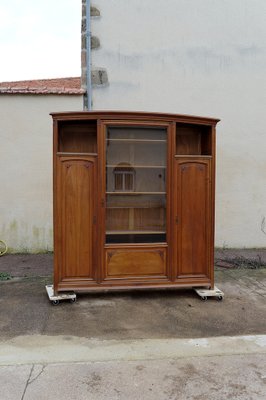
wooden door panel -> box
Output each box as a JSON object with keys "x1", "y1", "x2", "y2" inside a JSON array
[
  {"x1": 105, "y1": 247, "x2": 167, "y2": 278},
  {"x1": 174, "y1": 158, "x2": 211, "y2": 278},
  {"x1": 57, "y1": 156, "x2": 97, "y2": 281}
]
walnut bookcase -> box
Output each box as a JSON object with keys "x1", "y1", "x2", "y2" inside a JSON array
[{"x1": 51, "y1": 111, "x2": 219, "y2": 294}]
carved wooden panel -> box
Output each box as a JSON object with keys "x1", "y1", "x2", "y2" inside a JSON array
[
  {"x1": 58, "y1": 157, "x2": 97, "y2": 281},
  {"x1": 174, "y1": 158, "x2": 212, "y2": 278},
  {"x1": 105, "y1": 247, "x2": 167, "y2": 277}
]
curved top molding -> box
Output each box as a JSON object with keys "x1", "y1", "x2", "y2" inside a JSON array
[{"x1": 51, "y1": 110, "x2": 220, "y2": 125}]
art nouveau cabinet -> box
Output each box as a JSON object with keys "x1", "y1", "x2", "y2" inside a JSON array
[{"x1": 51, "y1": 111, "x2": 219, "y2": 295}]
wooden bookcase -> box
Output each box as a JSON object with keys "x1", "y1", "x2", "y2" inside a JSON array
[{"x1": 51, "y1": 111, "x2": 219, "y2": 294}]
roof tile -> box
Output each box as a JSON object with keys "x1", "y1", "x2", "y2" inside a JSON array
[{"x1": 0, "y1": 77, "x2": 85, "y2": 95}]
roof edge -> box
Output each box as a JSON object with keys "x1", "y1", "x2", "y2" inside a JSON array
[{"x1": 0, "y1": 77, "x2": 84, "y2": 95}]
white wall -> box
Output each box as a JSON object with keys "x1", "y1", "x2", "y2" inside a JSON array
[
  {"x1": 91, "y1": 0, "x2": 266, "y2": 247},
  {"x1": 0, "y1": 95, "x2": 83, "y2": 252}
]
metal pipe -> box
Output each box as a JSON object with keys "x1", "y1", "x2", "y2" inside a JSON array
[{"x1": 86, "y1": 0, "x2": 92, "y2": 110}]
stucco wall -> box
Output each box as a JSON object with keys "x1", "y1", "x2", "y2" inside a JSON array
[
  {"x1": 0, "y1": 95, "x2": 83, "y2": 252},
  {"x1": 91, "y1": 0, "x2": 266, "y2": 247}
]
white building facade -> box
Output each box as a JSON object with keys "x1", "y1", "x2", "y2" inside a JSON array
[
  {"x1": 0, "y1": 79, "x2": 83, "y2": 252},
  {"x1": 89, "y1": 0, "x2": 266, "y2": 248},
  {"x1": 1, "y1": 1, "x2": 266, "y2": 251}
]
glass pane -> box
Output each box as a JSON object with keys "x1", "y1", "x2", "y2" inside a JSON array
[
  {"x1": 114, "y1": 173, "x2": 123, "y2": 191},
  {"x1": 106, "y1": 126, "x2": 167, "y2": 244},
  {"x1": 107, "y1": 168, "x2": 165, "y2": 193},
  {"x1": 125, "y1": 173, "x2": 133, "y2": 191},
  {"x1": 106, "y1": 142, "x2": 166, "y2": 167},
  {"x1": 106, "y1": 194, "x2": 166, "y2": 231},
  {"x1": 107, "y1": 126, "x2": 166, "y2": 140}
]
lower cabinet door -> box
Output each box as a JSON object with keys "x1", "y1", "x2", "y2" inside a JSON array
[
  {"x1": 173, "y1": 157, "x2": 213, "y2": 281},
  {"x1": 55, "y1": 156, "x2": 97, "y2": 288},
  {"x1": 104, "y1": 246, "x2": 168, "y2": 281}
]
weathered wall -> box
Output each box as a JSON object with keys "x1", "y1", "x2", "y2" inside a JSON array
[
  {"x1": 0, "y1": 95, "x2": 83, "y2": 252},
  {"x1": 81, "y1": 0, "x2": 107, "y2": 109},
  {"x1": 90, "y1": 0, "x2": 266, "y2": 247}
]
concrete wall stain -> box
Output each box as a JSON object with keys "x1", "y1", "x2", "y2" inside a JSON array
[{"x1": 10, "y1": 220, "x2": 18, "y2": 232}]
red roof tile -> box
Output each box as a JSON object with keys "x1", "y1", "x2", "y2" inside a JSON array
[{"x1": 0, "y1": 77, "x2": 85, "y2": 95}]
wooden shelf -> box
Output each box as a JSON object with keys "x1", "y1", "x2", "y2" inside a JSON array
[
  {"x1": 107, "y1": 139, "x2": 166, "y2": 143},
  {"x1": 106, "y1": 165, "x2": 166, "y2": 168},
  {"x1": 57, "y1": 152, "x2": 97, "y2": 156},
  {"x1": 106, "y1": 230, "x2": 166, "y2": 235},
  {"x1": 107, "y1": 206, "x2": 165, "y2": 209},
  {"x1": 106, "y1": 192, "x2": 166, "y2": 195},
  {"x1": 58, "y1": 120, "x2": 97, "y2": 153},
  {"x1": 174, "y1": 155, "x2": 212, "y2": 158}
]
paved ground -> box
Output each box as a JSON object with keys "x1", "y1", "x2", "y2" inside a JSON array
[
  {"x1": 1, "y1": 350, "x2": 266, "y2": 400},
  {"x1": 0, "y1": 252, "x2": 266, "y2": 399},
  {"x1": 0, "y1": 255, "x2": 266, "y2": 340}
]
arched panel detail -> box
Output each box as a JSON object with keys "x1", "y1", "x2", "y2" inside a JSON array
[{"x1": 174, "y1": 158, "x2": 212, "y2": 279}]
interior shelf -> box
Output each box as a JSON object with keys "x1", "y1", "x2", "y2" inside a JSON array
[
  {"x1": 174, "y1": 155, "x2": 212, "y2": 158},
  {"x1": 106, "y1": 230, "x2": 166, "y2": 235},
  {"x1": 106, "y1": 164, "x2": 166, "y2": 168},
  {"x1": 106, "y1": 192, "x2": 166, "y2": 195},
  {"x1": 107, "y1": 206, "x2": 165, "y2": 209},
  {"x1": 107, "y1": 139, "x2": 166, "y2": 143},
  {"x1": 57, "y1": 152, "x2": 97, "y2": 156},
  {"x1": 58, "y1": 120, "x2": 97, "y2": 153},
  {"x1": 176, "y1": 123, "x2": 212, "y2": 156}
]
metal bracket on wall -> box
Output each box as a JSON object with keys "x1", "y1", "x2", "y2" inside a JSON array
[
  {"x1": 194, "y1": 286, "x2": 224, "y2": 301},
  {"x1": 45, "y1": 285, "x2": 77, "y2": 306}
]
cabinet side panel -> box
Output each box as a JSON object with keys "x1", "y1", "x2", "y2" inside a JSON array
[
  {"x1": 53, "y1": 120, "x2": 60, "y2": 292},
  {"x1": 59, "y1": 158, "x2": 95, "y2": 279},
  {"x1": 175, "y1": 158, "x2": 211, "y2": 277}
]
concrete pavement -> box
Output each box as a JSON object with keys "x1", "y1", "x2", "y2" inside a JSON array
[
  {"x1": 0, "y1": 268, "x2": 266, "y2": 340},
  {"x1": 0, "y1": 253, "x2": 266, "y2": 399},
  {"x1": 1, "y1": 333, "x2": 266, "y2": 365},
  {"x1": 0, "y1": 335, "x2": 266, "y2": 400}
]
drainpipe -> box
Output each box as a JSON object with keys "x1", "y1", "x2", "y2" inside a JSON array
[{"x1": 86, "y1": 0, "x2": 92, "y2": 110}]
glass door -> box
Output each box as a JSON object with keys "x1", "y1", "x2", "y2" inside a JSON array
[{"x1": 105, "y1": 126, "x2": 167, "y2": 243}]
